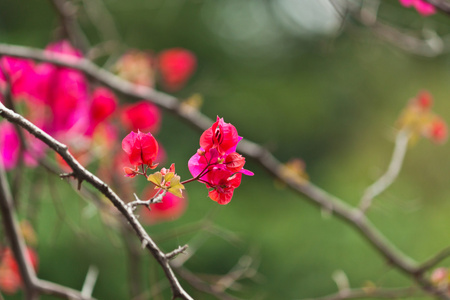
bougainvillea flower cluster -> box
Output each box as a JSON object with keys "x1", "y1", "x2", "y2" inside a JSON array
[
  {"x1": 0, "y1": 247, "x2": 38, "y2": 294},
  {"x1": 0, "y1": 40, "x2": 173, "y2": 172},
  {"x1": 397, "y1": 91, "x2": 447, "y2": 144},
  {"x1": 399, "y1": 0, "x2": 436, "y2": 16},
  {"x1": 122, "y1": 130, "x2": 159, "y2": 177},
  {"x1": 189, "y1": 117, "x2": 253, "y2": 205},
  {"x1": 0, "y1": 41, "x2": 119, "y2": 169}
]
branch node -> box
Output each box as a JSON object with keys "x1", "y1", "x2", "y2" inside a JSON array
[
  {"x1": 141, "y1": 238, "x2": 149, "y2": 249},
  {"x1": 166, "y1": 245, "x2": 189, "y2": 260},
  {"x1": 77, "y1": 178, "x2": 83, "y2": 190},
  {"x1": 60, "y1": 172, "x2": 75, "y2": 179}
]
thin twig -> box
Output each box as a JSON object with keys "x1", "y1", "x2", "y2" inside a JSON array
[
  {"x1": 0, "y1": 60, "x2": 26, "y2": 203},
  {"x1": 81, "y1": 265, "x2": 99, "y2": 298},
  {"x1": 0, "y1": 161, "x2": 94, "y2": 300},
  {"x1": 418, "y1": 246, "x2": 450, "y2": 274},
  {"x1": 175, "y1": 267, "x2": 242, "y2": 300},
  {"x1": 166, "y1": 245, "x2": 188, "y2": 260},
  {"x1": 335, "y1": 0, "x2": 449, "y2": 57},
  {"x1": 127, "y1": 190, "x2": 167, "y2": 211},
  {"x1": 359, "y1": 130, "x2": 410, "y2": 213},
  {"x1": 0, "y1": 163, "x2": 37, "y2": 299},
  {"x1": 49, "y1": 0, "x2": 90, "y2": 53},
  {"x1": 299, "y1": 286, "x2": 420, "y2": 300},
  {"x1": 424, "y1": 0, "x2": 450, "y2": 16},
  {"x1": 213, "y1": 255, "x2": 254, "y2": 292}
]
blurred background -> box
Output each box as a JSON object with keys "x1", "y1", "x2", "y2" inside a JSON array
[{"x1": 2, "y1": 0, "x2": 450, "y2": 299}]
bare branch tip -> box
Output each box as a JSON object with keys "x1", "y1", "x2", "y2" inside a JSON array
[{"x1": 166, "y1": 245, "x2": 189, "y2": 260}]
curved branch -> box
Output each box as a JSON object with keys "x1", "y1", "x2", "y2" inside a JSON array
[
  {"x1": 0, "y1": 103, "x2": 193, "y2": 300},
  {"x1": 359, "y1": 130, "x2": 409, "y2": 212},
  {"x1": 0, "y1": 161, "x2": 95, "y2": 300},
  {"x1": 417, "y1": 246, "x2": 450, "y2": 274},
  {"x1": 424, "y1": 0, "x2": 450, "y2": 16},
  {"x1": 300, "y1": 286, "x2": 419, "y2": 300}
]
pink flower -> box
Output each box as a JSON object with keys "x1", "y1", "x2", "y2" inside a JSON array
[
  {"x1": 0, "y1": 247, "x2": 38, "y2": 294},
  {"x1": 120, "y1": 101, "x2": 161, "y2": 133},
  {"x1": 140, "y1": 188, "x2": 187, "y2": 224},
  {"x1": 45, "y1": 40, "x2": 83, "y2": 58},
  {"x1": 49, "y1": 69, "x2": 89, "y2": 132},
  {"x1": 414, "y1": 90, "x2": 433, "y2": 110},
  {"x1": 188, "y1": 148, "x2": 221, "y2": 179},
  {"x1": 115, "y1": 50, "x2": 155, "y2": 88},
  {"x1": 86, "y1": 87, "x2": 117, "y2": 135},
  {"x1": 200, "y1": 116, "x2": 240, "y2": 155},
  {"x1": 0, "y1": 122, "x2": 20, "y2": 170},
  {"x1": 122, "y1": 130, "x2": 159, "y2": 167},
  {"x1": 426, "y1": 117, "x2": 447, "y2": 144},
  {"x1": 0, "y1": 121, "x2": 48, "y2": 170},
  {"x1": 206, "y1": 169, "x2": 242, "y2": 205},
  {"x1": 399, "y1": 0, "x2": 436, "y2": 16},
  {"x1": 158, "y1": 48, "x2": 196, "y2": 92},
  {"x1": 188, "y1": 148, "x2": 253, "y2": 179},
  {"x1": 188, "y1": 116, "x2": 253, "y2": 204},
  {"x1": 30, "y1": 41, "x2": 89, "y2": 134},
  {"x1": 224, "y1": 152, "x2": 246, "y2": 173},
  {"x1": 0, "y1": 57, "x2": 35, "y2": 99}
]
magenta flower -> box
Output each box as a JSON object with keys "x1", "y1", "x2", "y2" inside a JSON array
[
  {"x1": 158, "y1": 48, "x2": 196, "y2": 92},
  {"x1": 206, "y1": 170, "x2": 242, "y2": 205},
  {"x1": 0, "y1": 122, "x2": 46, "y2": 170},
  {"x1": 45, "y1": 40, "x2": 83, "y2": 58},
  {"x1": 120, "y1": 101, "x2": 161, "y2": 133},
  {"x1": 122, "y1": 130, "x2": 159, "y2": 168},
  {"x1": 29, "y1": 41, "x2": 89, "y2": 135},
  {"x1": 140, "y1": 188, "x2": 187, "y2": 224},
  {"x1": 200, "y1": 116, "x2": 240, "y2": 155},
  {"x1": 399, "y1": 0, "x2": 436, "y2": 16},
  {"x1": 188, "y1": 116, "x2": 253, "y2": 205},
  {"x1": 86, "y1": 87, "x2": 118, "y2": 136},
  {"x1": 0, "y1": 57, "x2": 35, "y2": 100},
  {"x1": 0, "y1": 122, "x2": 20, "y2": 170}
]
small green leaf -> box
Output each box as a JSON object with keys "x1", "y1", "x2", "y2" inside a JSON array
[
  {"x1": 147, "y1": 172, "x2": 162, "y2": 187},
  {"x1": 164, "y1": 172, "x2": 175, "y2": 183},
  {"x1": 168, "y1": 187, "x2": 183, "y2": 198}
]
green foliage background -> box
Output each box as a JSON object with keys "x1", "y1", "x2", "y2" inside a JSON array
[{"x1": 1, "y1": 1, "x2": 450, "y2": 299}]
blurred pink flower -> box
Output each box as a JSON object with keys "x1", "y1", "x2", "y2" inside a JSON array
[
  {"x1": 399, "y1": 0, "x2": 436, "y2": 16},
  {"x1": 140, "y1": 188, "x2": 187, "y2": 224},
  {"x1": 158, "y1": 48, "x2": 196, "y2": 92},
  {"x1": 120, "y1": 101, "x2": 161, "y2": 133},
  {"x1": 0, "y1": 56, "x2": 36, "y2": 100},
  {"x1": 0, "y1": 122, "x2": 20, "y2": 170},
  {"x1": 86, "y1": 87, "x2": 118, "y2": 135},
  {"x1": 0, "y1": 247, "x2": 38, "y2": 294}
]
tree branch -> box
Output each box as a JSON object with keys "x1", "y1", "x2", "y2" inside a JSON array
[
  {"x1": 0, "y1": 160, "x2": 95, "y2": 300},
  {"x1": 424, "y1": 0, "x2": 450, "y2": 16},
  {"x1": 359, "y1": 130, "x2": 409, "y2": 212},
  {"x1": 49, "y1": 0, "x2": 90, "y2": 53},
  {"x1": 0, "y1": 102, "x2": 193, "y2": 300},
  {"x1": 417, "y1": 246, "x2": 450, "y2": 274},
  {"x1": 300, "y1": 286, "x2": 420, "y2": 300},
  {"x1": 0, "y1": 161, "x2": 38, "y2": 299}
]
